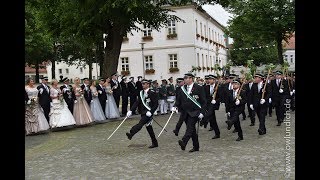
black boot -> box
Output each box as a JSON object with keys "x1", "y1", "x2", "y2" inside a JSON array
[
  {"x1": 212, "y1": 135, "x2": 220, "y2": 139},
  {"x1": 178, "y1": 140, "x2": 186, "y2": 151},
  {"x1": 173, "y1": 129, "x2": 178, "y2": 136},
  {"x1": 189, "y1": 148, "x2": 199, "y2": 152},
  {"x1": 126, "y1": 132, "x2": 132, "y2": 140},
  {"x1": 236, "y1": 136, "x2": 243, "y2": 141},
  {"x1": 148, "y1": 143, "x2": 158, "y2": 148}
]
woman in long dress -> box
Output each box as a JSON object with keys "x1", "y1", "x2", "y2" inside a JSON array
[
  {"x1": 25, "y1": 78, "x2": 50, "y2": 135},
  {"x1": 104, "y1": 77, "x2": 120, "y2": 119},
  {"x1": 72, "y1": 77, "x2": 95, "y2": 126},
  {"x1": 90, "y1": 80, "x2": 107, "y2": 122},
  {"x1": 49, "y1": 79, "x2": 76, "y2": 129}
]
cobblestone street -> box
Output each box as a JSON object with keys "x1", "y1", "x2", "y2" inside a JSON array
[{"x1": 25, "y1": 106, "x2": 295, "y2": 179}]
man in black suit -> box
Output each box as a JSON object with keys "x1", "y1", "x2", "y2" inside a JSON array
[
  {"x1": 202, "y1": 74, "x2": 221, "y2": 139},
  {"x1": 172, "y1": 73, "x2": 207, "y2": 152},
  {"x1": 126, "y1": 79, "x2": 159, "y2": 148},
  {"x1": 248, "y1": 74, "x2": 271, "y2": 135},
  {"x1": 271, "y1": 71, "x2": 290, "y2": 126},
  {"x1": 60, "y1": 78, "x2": 75, "y2": 113},
  {"x1": 222, "y1": 74, "x2": 236, "y2": 116},
  {"x1": 244, "y1": 78, "x2": 256, "y2": 126},
  {"x1": 81, "y1": 78, "x2": 92, "y2": 106},
  {"x1": 128, "y1": 77, "x2": 138, "y2": 114},
  {"x1": 120, "y1": 76, "x2": 129, "y2": 117},
  {"x1": 172, "y1": 78, "x2": 186, "y2": 136},
  {"x1": 266, "y1": 74, "x2": 274, "y2": 117},
  {"x1": 136, "y1": 76, "x2": 143, "y2": 114},
  {"x1": 96, "y1": 78, "x2": 107, "y2": 111},
  {"x1": 37, "y1": 77, "x2": 51, "y2": 122},
  {"x1": 225, "y1": 79, "x2": 247, "y2": 141},
  {"x1": 110, "y1": 73, "x2": 122, "y2": 108}
]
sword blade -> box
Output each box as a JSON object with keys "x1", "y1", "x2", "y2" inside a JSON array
[
  {"x1": 157, "y1": 111, "x2": 174, "y2": 137},
  {"x1": 153, "y1": 119, "x2": 167, "y2": 132},
  {"x1": 107, "y1": 116, "x2": 128, "y2": 140}
]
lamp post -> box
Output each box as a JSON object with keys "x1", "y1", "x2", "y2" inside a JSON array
[{"x1": 139, "y1": 42, "x2": 146, "y2": 79}]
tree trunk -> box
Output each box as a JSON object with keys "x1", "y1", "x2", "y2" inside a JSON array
[
  {"x1": 276, "y1": 34, "x2": 284, "y2": 64},
  {"x1": 35, "y1": 59, "x2": 40, "y2": 83},
  {"x1": 51, "y1": 58, "x2": 56, "y2": 79},
  {"x1": 88, "y1": 61, "x2": 93, "y2": 79},
  {"x1": 103, "y1": 24, "x2": 124, "y2": 78}
]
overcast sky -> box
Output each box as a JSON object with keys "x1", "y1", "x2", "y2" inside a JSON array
[{"x1": 202, "y1": 4, "x2": 233, "y2": 27}]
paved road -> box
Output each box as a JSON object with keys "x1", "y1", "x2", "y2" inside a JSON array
[{"x1": 25, "y1": 106, "x2": 295, "y2": 179}]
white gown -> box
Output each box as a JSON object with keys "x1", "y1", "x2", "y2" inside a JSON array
[
  {"x1": 90, "y1": 86, "x2": 107, "y2": 121},
  {"x1": 105, "y1": 85, "x2": 120, "y2": 119},
  {"x1": 49, "y1": 87, "x2": 76, "y2": 128}
]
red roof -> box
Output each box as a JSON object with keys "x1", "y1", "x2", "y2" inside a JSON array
[
  {"x1": 25, "y1": 62, "x2": 47, "y2": 73},
  {"x1": 283, "y1": 33, "x2": 295, "y2": 50}
]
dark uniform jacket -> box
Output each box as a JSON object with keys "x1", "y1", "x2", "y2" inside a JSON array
[
  {"x1": 81, "y1": 84, "x2": 92, "y2": 104},
  {"x1": 225, "y1": 89, "x2": 247, "y2": 113},
  {"x1": 131, "y1": 89, "x2": 159, "y2": 115},
  {"x1": 204, "y1": 83, "x2": 222, "y2": 110},
  {"x1": 248, "y1": 82, "x2": 271, "y2": 109}
]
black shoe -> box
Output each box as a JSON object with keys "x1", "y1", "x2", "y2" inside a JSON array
[
  {"x1": 148, "y1": 144, "x2": 158, "y2": 148},
  {"x1": 173, "y1": 130, "x2": 178, "y2": 136},
  {"x1": 126, "y1": 132, "x2": 132, "y2": 140},
  {"x1": 236, "y1": 137, "x2": 243, "y2": 141},
  {"x1": 178, "y1": 140, "x2": 186, "y2": 151},
  {"x1": 226, "y1": 121, "x2": 232, "y2": 130},
  {"x1": 208, "y1": 127, "x2": 213, "y2": 131},
  {"x1": 276, "y1": 122, "x2": 281, "y2": 126},
  {"x1": 250, "y1": 123, "x2": 255, "y2": 126},
  {"x1": 204, "y1": 123, "x2": 208, "y2": 129},
  {"x1": 212, "y1": 135, "x2": 220, "y2": 139},
  {"x1": 258, "y1": 129, "x2": 264, "y2": 135},
  {"x1": 232, "y1": 129, "x2": 238, "y2": 133},
  {"x1": 189, "y1": 148, "x2": 199, "y2": 153}
]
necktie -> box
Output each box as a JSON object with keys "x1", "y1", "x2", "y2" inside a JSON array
[
  {"x1": 45, "y1": 85, "x2": 49, "y2": 93},
  {"x1": 249, "y1": 83, "x2": 252, "y2": 90},
  {"x1": 258, "y1": 84, "x2": 261, "y2": 92},
  {"x1": 277, "y1": 79, "x2": 279, "y2": 87}
]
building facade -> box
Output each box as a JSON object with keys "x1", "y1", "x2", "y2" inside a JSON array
[
  {"x1": 117, "y1": 4, "x2": 228, "y2": 80},
  {"x1": 283, "y1": 33, "x2": 295, "y2": 71}
]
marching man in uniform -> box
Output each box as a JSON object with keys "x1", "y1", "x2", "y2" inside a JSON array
[
  {"x1": 125, "y1": 79, "x2": 159, "y2": 148},
  {"x1": 167, "y1": 77, "x2": 176, "y2": 112},
  {"x1": 172, "y1": 73, "x2": 207, "y2": 152}
]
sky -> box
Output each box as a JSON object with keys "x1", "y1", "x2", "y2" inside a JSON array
[{"x1": 202, "y1": 4, "x2": 234, "y2": 43}]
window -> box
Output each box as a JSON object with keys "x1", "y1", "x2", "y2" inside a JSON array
[
  {"x1": 65, "y1": 68, "x2": 69, "y2": 74},
  {"x1": 168, "y1": 20, "x2": 176, "y2": 34},
  {"x1": 58, "y1": 69, "x2": 62, "y2": 74},
  {"x1": 80, "y1": 67, "x2": 83, "y2": 74},
  {"x1": 210, "y1": 56, "x2": 212, "y2": 67},
  {"x1": 197, "y1": 53, "x2": 200, "y2": 66},
  {"x1": 144, "y1": 56, "x2": 153, "y2": 70},
  {"x1": 121, "y1": 57, "x2": 129, "y2": 71},
  {"x1": 216, "y1": 56, "x2": 218, "y2": 63},
  {"x1": 215, "y1": 32, "x2": 217, "y2": 41},
  {"x1": 204, "y1": 25, "x2": 206, "y2": 37},
  {"x1": 290, "y1": 55, "x2": 293, "y2": 63},
  {"x1": 284, "y1": 55, "x2": 288, "y2": 61},
  {"x1": 200, "y1": 22, "x2": 202, "y2": 36},
  {"x1": 143, "y1": 25, "x2": 152, "y2": 37},
  {"x1": 206, "y1": 55, "x2": 208, "y2": 67},
  {"x1": 169, "y1": 54, "x2": 178, "y2": 68},
  {"x1": 209, "y1": 28, "x2": 211, "y2": 39},
  {"x1": 202, "y1": 54, "x2": 204, "y2": 67},
  {"x1": 213, "y1": 56, "x2": 215, "y2": 65},
  {"x1": 195, "y1": 20, "x2": 198, "y2": 34},
  {"x1": 93, "y1": 76, "x2": 95, "y2": 80}
]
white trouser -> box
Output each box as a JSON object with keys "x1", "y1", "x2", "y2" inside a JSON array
[
  {"x1": 167, "y1": 96, "x2": 176, "y2": 111},
  {"x1": 159, "y1": 99, "x2": 168, "y2": 114}
]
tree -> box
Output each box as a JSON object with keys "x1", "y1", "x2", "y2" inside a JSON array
[
  {"x1": 226, "y1": 0, "x2": 295, "y2": 64},
  {"x1": 25, "y1": 0, "x2": 54, "y2": 83}
]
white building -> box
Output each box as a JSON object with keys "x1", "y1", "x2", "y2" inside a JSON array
[
  {"x1": 117, "y1": 4, "x2": 228, "y2": 81},
  {"x1": 283, "y1": 33, "x2": 295, "y2": 71},
  {"x1": 37, "y1": 4, "x2": 228, "y2": 82},
  {"x1": 46, "y1": 61, "x2": 100, "y2": 83}
]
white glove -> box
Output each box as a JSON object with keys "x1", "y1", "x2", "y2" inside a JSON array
[
  {"x1": 50, "y1": 102, "x2": 53, "y2": 107},
  {"x1": 250, "y1": 104, "x2": 254, "y2": 110},
  {"x1": 146, "y1": 111, "x2": 152, "y2": 117},
  {"x1": 290, "y1": 91, "x2": 293, "y2": 96},
  {"x1": 39, "y1": 88, "x2": 44, "y2": 94},
  {"x1": 269, "y1": 98, "x2": 272, "y2": 103},
  {"x1": 171, "y1": 107, "x2": 178, "y2": 113},
  {"x1": 126, "y1": 110, "x2": 132, "y2": 117},
  {"x1": 106, "y1": 100, "x2": 108, "y2": 102},
  {"x1": 74, "y1": 100, "x2": 78, "y2": 104},
  {"x1": 227, "y1": 112, "x2": 230, "y2": 116},
  {"x1": 91, "y1": 100, "x2": 93, "y2": 103},
  {"x1": 279, "y1": 89, "x2": 283, "y2": 93},
  {"x1": 198, "y1": 113, "x2": 204, "y2": 119},
  {"x1": 235, "y1": 99, "x2": 240, "y2": 105},
  {"x1": 211, "y1": 100, "x2": 216, "y2": 104},
  {"x1": 292, "y1": 89, "x2": 295, "y2": 94},
  {"x1": 27, "y1": 100, "x2": 31, "y2": 105},
  {"x1": 260, "y1": 99, "x2": 265, "y2": 104},
  {"x1": 98, "y1": 90, "x2": 102, "y2": 94}
]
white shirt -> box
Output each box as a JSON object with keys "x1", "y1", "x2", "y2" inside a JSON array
[
  {"x1": 228, "y1": 83, "x2": 233, "y2": 90},
  {"x1": 233, "y1": 88, "x2": 239, "y2": 99},
  {"x1": 276, "y1": 79, "x2": 280, "y2": 86},
  {"x1": 249, "y1": 82, "x2": 253, "y2": 90},
  {"x1": 210, "y1": 83, "x2": 215, "y2": 95},
  {"x1": 42, "y1": 83, "x2": 49, "y2": 93},
  {"x1": 186, "y1": 83, "x2": 194, "y2": 94},
  {"x1": 144, "y1": 88, "x2": 149, "y2": 97},
  {"x1": 258, "y1": 82, "x2": 263, "y2": 92}
]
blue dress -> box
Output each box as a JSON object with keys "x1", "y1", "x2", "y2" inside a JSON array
[
  {"x1": 90, "y1": 86, "x2": 107, "y2": 121},
  {"x1": 105, "y1": 85, "x2": 120, "y2": 119}
]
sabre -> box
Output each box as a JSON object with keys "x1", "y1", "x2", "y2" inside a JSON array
[
  {"x1": 107, "y1": 116, "x2": 128, "y2": 140},
  {"x1": 153, "y1": 119, "x2": 167, "y2": 132},
  {"x1": 157, "y1": 111, "x2": 174, "y2": 137}
]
